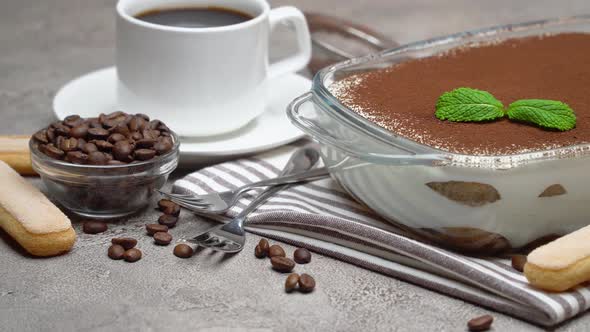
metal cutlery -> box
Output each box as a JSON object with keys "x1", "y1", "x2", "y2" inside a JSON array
[{"x1": 183, "y1": 146, "x2": 322, "y2": 253}]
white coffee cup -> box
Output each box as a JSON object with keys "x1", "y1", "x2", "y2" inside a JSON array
[{"x1": 116, "y1": 0, "x2": 311, "y2": 137}]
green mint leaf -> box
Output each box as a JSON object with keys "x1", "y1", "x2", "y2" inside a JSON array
[
  {"x1": 507, "y1": 99, "x2": 576, "y2": 131},
  {"x1": 435, "y1": 87, "x2": 505, "y2": 122}
]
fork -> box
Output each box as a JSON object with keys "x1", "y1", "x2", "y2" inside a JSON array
[
  {"x1": 158, "y1": 149, "x2": 329, "y2": 213},
  {"x1": 184, "y1": 146, "x2": 322, "y2": 253}
]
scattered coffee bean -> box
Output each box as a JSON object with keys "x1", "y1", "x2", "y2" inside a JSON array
[
  {"x1": 111, "y1": 237, "x2": 137, "y2": 250},
  {"x1": 255, "y1": 245, "x2": 266, "y2": 258},
  {"x1": 271, "y1": 256, "x2": 295, "y2": 273},
  {"x1": 259, "y1": 239, "x2": 269, "y2": 255},
  {"x1": 467, "y1": 315, "x2": 493, "y2": 332},
  {"x1": 153, "y1": 231, "x2": 173, "y2": 245},
  {"x1": 82, "y1": 221, "x2": 108, "y2": 234},
  {"x1": 123, "y1": 248, "x2": 142, "y2": 262},
  {"x1": 146, "y1": 223, "x2": 168, "y2": 236},
  {"x1": 108, "y1": 244, "x2": 125, "y2": 260},
  {"x1": 268, "y1": 244, "x2": 286, "y2": 258},
  {"x1": 158, "y1": 199, "x2": 180, "y2": 216},
  {"x1": 294, "y1": 248, "x2": 312, "y2": 264},
  {"x1": 298, "y1": 273, "x2": 316, "y2": 293},
  {"x1": 174, "y1": 244, "x2": 194, "y2": 258},
  {"x1": 285, "y1": 273, "x2": 300, "y2": 293},
  {"x1": 511, "y1": 254, "x2": 527, "y2": 272},
  {"x1": 158, "y1": 214, "x2": 178, "y2": 228}
]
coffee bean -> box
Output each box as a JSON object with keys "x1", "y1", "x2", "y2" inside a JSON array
[
  {"x1": 511, "y1": 255, "x2": 527, "y2": 272},
  {"x1": 88, "y1": 127, "x2": 109, "y2": 140},
  {"x1": 66, "y1": 151, "x2": 88, "y2": 164},
  {"x1": 111, "y1": 237, "x2": 137, "y2": 250},
  {"x1": 113, "y1": 140, "x2": 133, "y2": 162},
  {"x1": 76, "y1": 138, "x2": 87, "y2": 150},
  {"x1": 64, "y1": 115, "x2": 84, "y2": 127},
  {"x1": 81, "y1": 142, "x2": 98, "y2": 154},
  {"x1": 259, "y1": 239, "x2": 270, "y2": 255},
  {"x1": 123, "y1": 248, "x2": 142, "y2": 262},
  {"x1": 174, "y1": 244, "x2": 194, "y2": 258},
  {"x1": 42, "y1": 144, "x2": 65, "y2": 159},
  {"x1": 129, "y1": 131, "x2": 143, "y2": 141},
  {"x1": 53, "y1": 123, "x2": 71, "y2": 136},
  {"x1": 33, "y1": 130, "x2": 49, "y2": 144},
  {"x1": 82, "y1": 221, "x2": 108, "y2": 234},
  {"x1": 467, "y1": 315, "x2": 493, "y2": 332},
  {"x1": 108, "y1": 244, "x2": 125, "y2": 260},
  {"x1": 158, "y1": 214, "x2": 178, "y2": 228},
  {"x1": 285, "y1": 273, "x2": 300, "y2": 293},
  {"x1": 149, "y1": 120, "x2": 162, "y2": 130},
  {"x1": 60, "y1": 137, "x2": 78, "y2": 152},
  {"x1": 293, "y1": 248, "x2": 311, "y2": 264},
  {"x1": 255, "y1": 245, "x2": 266, "y2": 258},
  {"x1": 153, "y1": 232, "x2": 173, "y2": 245},
  {"x1": 92, "y1": 140, "x2": 114, "y2": 152},
  {"x1": 111, "y1": 123, "x2": 130, "y2": 136},
  {"x1": 135, "y1": 138, "x2": 156, "y2": 149},
  {"x1": 88, "y1": 151, "x2": 108, "y2": 165},
  {"x1": 158, "y1": 199, "x2": 180, "y2": 216},
  {"x1": 270, "y1": 256, "x2": 295, "y2": 273},
  {"x1": 70, "y1": 124, "x2": 89, "y2": 138},
  {"x1": 298, "y1": 274, "x2": 316, "y2": 293},
  {"x1": 46, "y1": 127, "x2": 56, "y2": 142},
  {"x1": 136, "y1": 113, "x2": 150, "y2": 121},
  {"x1": 108, "y1": 133, "x2": 126, "y2": 144},
  {"x1": 107, "y1": 160, "x2": 126, "y2": 165},
  {"x1": 146, "y1": 223, "x2": 168, "y2": 236},
  {"x1": 134, "y1": 148, "x2": 156, "y2": 161},
  {"x1": 268, "y1": 244, "x2": 286, "y2": 258},
  {"x1": 88, "y1": 118, "x2": 102, "y2": 128},
  {"x1": 106, "y1": 111, "x2": 125, "y2": 119},
  {"x1": 154, "y1": 140, "x2": 173, "y2": 155}
]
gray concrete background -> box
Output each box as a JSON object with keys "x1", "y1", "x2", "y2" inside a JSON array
[{"x1": 1, "y1": 0, "x2": 590, "y2": 331}]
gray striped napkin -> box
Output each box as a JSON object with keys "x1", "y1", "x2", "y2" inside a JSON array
[{"x1": 173, "y1": 144, "x2": 590, "y2": 327}]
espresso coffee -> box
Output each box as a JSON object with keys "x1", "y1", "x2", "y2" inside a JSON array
[{"x1": 135, "y1": 7, "x2": 253, "y2": 28}]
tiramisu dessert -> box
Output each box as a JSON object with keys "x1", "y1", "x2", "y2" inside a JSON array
[{"x1": 331, "y1": 33, "x2": 590, "y2": 155}]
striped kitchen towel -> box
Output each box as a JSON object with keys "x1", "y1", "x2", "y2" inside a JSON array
[{"x1": 173, "y1": 144, "x2": 590, "y2": 327}]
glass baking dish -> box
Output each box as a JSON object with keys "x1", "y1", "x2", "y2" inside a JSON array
[{"x1": 287, "y1": 15, "x2": 590, "y2": 254}]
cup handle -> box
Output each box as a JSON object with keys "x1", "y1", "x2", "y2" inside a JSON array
[{"x1": 268, "y1": 7, "x2": 312, "y2": 79}]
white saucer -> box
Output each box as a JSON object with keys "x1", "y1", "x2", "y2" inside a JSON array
[{"x1": 53, "y1": 67, "x2": 310, "y2": 165}]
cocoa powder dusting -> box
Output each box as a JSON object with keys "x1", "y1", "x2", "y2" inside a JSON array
[{"x1": 331, "y1": 33, "x2": 590, "y2": 155}]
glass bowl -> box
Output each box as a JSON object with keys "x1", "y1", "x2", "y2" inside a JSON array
[
  {"x1": 288, "y1": 15, "x2": 590, "y2": 254},
  {"x1": 30, "y1": 133, "x2": 180, "y2": 219}
]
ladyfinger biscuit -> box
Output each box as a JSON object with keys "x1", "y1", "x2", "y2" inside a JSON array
[
  {"x1": 0, "y1": 136, "x2": 35, "y2": 175},
  {"x1": 524, "y1": 225, "x2": 590, "y2": 292},
  {"x1": 0, "y1": 161, "x2": 75, "y2": 256}
]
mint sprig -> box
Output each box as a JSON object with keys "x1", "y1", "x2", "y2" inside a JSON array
[
  {"x1": 435, "y1": 88, "x2": 505, "y2": 122},
  {"x1": 435, "y1": 87, "x2": 576, "y2": 131},
  {"x1": 507, "y1": 99, "x2": 576, "y2": 131}
]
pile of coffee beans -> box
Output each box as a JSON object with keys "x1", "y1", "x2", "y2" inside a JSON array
[
  {"x1": 108, "y1": 237, "x2": 142, "y2": 263},
  {"x1": 467, "y1": 314, "x2": 494, "y2": 331},
  {"x1": 32, "y1": 112, "x2": 174, "y2": 165},
  {"x1": 255, "y1": 238, "x2": 316, "y2": 293}
]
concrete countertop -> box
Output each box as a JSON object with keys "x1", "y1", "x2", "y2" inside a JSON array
[{"x1": 1, "y1": 1, "x2": 590, "y2": 331}]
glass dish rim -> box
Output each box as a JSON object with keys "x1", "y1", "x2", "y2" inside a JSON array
[
  {"x1": 310, "y1": 14, "x2": 590, "y2": 169},
  {"x1": 29, "y1": 131, "x2": 181, "y2": 171}
]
